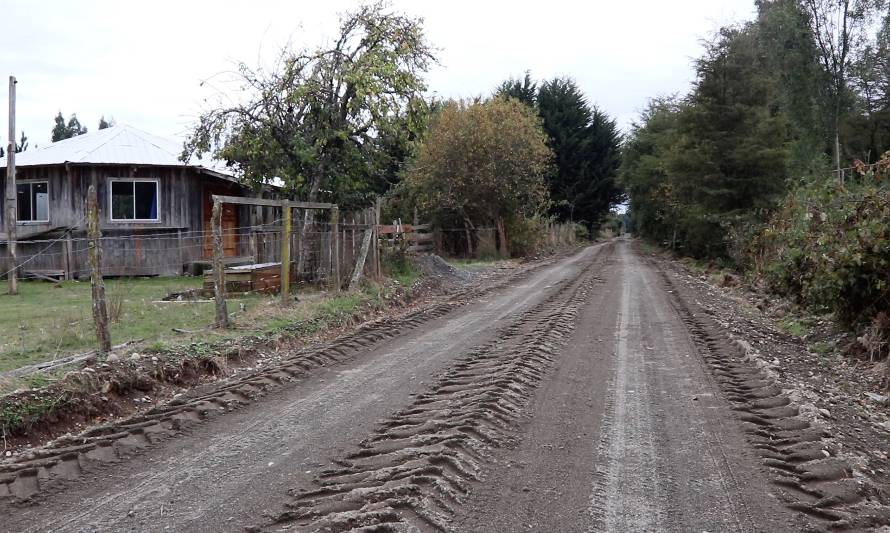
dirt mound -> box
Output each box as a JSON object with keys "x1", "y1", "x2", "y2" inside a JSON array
[{"x1": 414, "y1": 254, "x2": 472, "y2": 282}]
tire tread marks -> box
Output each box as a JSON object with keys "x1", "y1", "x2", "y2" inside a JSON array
[{"x1": 258, "y1": 245, "x2": 614, "y2": 532}]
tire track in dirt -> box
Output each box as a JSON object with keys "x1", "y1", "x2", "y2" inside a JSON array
[
  {"x1": 250, "y1": 244, "x2": 615, "y2": 532},
  {"x1": 0, "y1": 256, "x2": 567, "y2": 504},
  {"x1": 655, "y1": 265, "x2": 890, "y2": 531}
]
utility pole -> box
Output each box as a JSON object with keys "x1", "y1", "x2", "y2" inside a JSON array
[{"x1": 6, "y1": 76, "x2": 17, "y2": 295}]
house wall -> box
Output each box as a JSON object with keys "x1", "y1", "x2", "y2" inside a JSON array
[{"x1": 0, "y1": 164, "x2": 252, "y2": 277}]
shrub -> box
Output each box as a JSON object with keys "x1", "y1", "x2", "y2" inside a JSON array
[{"x1": 752, "y1": 176, "x2": 890, "y2": 328}]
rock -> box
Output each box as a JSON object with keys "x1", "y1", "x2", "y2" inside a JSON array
[
  {"x1": 865, "y1": 392, "x2": 889, "y2": 405},
  {"x1": 106, "y1": 353, "x2": 121, "y2": 363}
]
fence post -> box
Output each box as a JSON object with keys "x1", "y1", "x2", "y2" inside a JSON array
[
  {"x1": 280, "y1": 202, "x2": 291, "y2": 305},
  {"x1": 211, "y1": 198, "x2": 229, "y2": 328},
  {"x1": 373, "y1": 199, "x2": 382, "y2": 279},
  {"x1": 331, "y1": 206, "x2": 340, "y2": 291},
  {"x1": 6, "y1": 76, "x2": 18, "y2": 295},
  {"x1": 87, "y1": 185, "x2": 111, "y2": 353}
]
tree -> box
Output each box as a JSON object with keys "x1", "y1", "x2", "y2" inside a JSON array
[
  {"x1": 51, "y1": 112, "x2": 88, "y2": 142},
  {"x1": 403, "y1": 98, "x2": 551, "y2": 256},
  {"x1": 184, "y1": 2, "x2": 435, "y2": 208},
  {"x1": 620, "y1": 97, "x2": 684, "y2": 246},
  {"x1": 801, "y1": 0, "x2": 888, "y2": 175},
  {"x1": 756, "y1": 0, "x2": 830, "y2": 175},
  {"x1": 16, "y1": 131, "x2": 28, "y2": 152},
  {"x1": 98, "y1": 116, "x2": 115, "y2": 130},
  {"x1": 537, "y1": 77, "x2": 622, "y2": 227},
  {"x1": 495, "y1": 71, "x2": 537, "y2": 108},
  {"x1": 621, "y1": 24, "x2": 793, "y2": 258}
]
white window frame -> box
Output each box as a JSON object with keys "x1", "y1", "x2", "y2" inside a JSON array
[
  {"x1": 17, "y1": 180, "x2": 50, "y2": 224},
  {"x1": 108, "y1": 178, "x2": 161, "y2": 223}
]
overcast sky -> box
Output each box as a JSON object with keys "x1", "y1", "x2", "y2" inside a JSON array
[{"x1": 1, "y1": 0, "x2": 757, "y2": 149}]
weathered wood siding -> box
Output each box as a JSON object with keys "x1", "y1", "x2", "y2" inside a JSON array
[{"x1": 0, "y1": 164, "x2": 254, "y2": 277}]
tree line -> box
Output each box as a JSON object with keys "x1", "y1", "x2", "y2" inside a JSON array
[
  {"x1": 621, "y1": 0, "x2": 890, "y2": 339},
  {"x1": 183, "y1": 2, "x2": 622, "y2": 257}
]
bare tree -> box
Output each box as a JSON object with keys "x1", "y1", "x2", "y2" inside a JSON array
[{"x1": 802, "y1": 0, "x2": 887, "y2": 177}]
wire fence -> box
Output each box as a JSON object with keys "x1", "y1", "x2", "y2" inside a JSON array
[{"x1": 0, "y1": 209, "x2": 379, "y2": 283}]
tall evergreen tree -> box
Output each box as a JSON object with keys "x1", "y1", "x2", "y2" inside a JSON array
[
  {"x1": 537, "y1": 77, "x2": 622, "y2": 227},
  {"x1": 51, "y1": 112, "x2": 88, "y2": 142},
  {"x1": 495, "y1": 72, "x2": 537, "y2": 108}
]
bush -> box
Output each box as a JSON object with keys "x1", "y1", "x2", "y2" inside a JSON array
[
  {"x1": 752, "y1": 176, "x2": 890, "y2": 327},
  {"x1": 506, "y1": 216, "x2": 547, "y2": 257}
]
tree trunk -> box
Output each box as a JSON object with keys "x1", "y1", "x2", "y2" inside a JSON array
[
  {"x1": 495, "y1": 215, "x2": 510, "y2": 258},
  {"x1": 462, "y1": 217, "x2": 474, "y2": 258}
]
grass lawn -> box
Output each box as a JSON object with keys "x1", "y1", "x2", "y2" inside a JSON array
[{"x1": 0, "y1": 277, "x2": 223, "y2": 372}]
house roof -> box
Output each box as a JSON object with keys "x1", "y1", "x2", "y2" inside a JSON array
[{"x1": 0, "y1": 124, "x2": 236, "y2": 180}]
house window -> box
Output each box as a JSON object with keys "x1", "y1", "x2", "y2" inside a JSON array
[
  {"x1": 110, "y1": 179, "x2": 159, "y2": 221},
  {"x1": 17, "y1": 182, "x2": 49, "y2": 223}
]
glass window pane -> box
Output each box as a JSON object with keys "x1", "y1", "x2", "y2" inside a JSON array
[
  {"x1": 33, "y1": 182, "x2": 48, "y2": 221},
  {"x1": 134, "y1": 181, "x2": 158, "y2": 220},
  {"x1": 111, "y1": 181, "x2": 134, "y2": 220},
  {"x1": 16, "y1": 183, "x2": 32, "y2": 221}
]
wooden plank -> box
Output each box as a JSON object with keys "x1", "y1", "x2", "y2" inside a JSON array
[{"x1": 211, "y1": 195, "x2": 334, "y2": 210}]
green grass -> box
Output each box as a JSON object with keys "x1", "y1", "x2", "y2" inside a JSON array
[
  {"x1": 0, "y1": 277, "x2": 224, "y2": 372},
  {"x1": 382, "y1": 254, "x2": 422, "y2": 286},
  {"x1": 0, "y1": 264, "x2": 420, "y2": 386},
  {"x1": 778, "y1": 317, "x2": 811, "y2": 338}
]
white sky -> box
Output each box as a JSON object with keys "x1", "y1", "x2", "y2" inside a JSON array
[{"x1": 1, "y1": 0, "x2": 757, "y2": 149}]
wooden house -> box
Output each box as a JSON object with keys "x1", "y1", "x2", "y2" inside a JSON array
[{"x1": 0, "y1": 125, "x2": 270, "y2": 278}]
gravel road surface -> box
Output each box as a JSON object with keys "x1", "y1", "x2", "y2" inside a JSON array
[{"x1": 3, "y1": 239, "x2": 880, "y2": 532}]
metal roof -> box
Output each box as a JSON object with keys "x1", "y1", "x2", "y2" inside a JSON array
[{"x1": 0, "y1": 124, "x2": 236, "y2": 179}]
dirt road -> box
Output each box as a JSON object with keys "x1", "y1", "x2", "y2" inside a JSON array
[{"x1": 2, "y1": 239, "x2": 885, "y2": 532}]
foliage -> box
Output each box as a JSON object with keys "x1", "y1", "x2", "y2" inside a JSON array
[
  {"x1": 495, "y1": 71, "x2": 537, "y2": 108},
  {"x1": 536, "y1": 78, "x2": 623, "y2": 229},
  {"x1": 184, "y1": 2, "x2": 435, "y2": 209},
  {"x1": 751, "y1": 167, "x2": 890, "y2": 327},
  {"x1": 801, "y1": 0, "x2": 888, "y2": 170},
  {"x1": 98, "y1": 116, "x2": 115, "y2": 130},
  {"x1": 402, "y1": 97, "x2": 552, "y2": 256},
  {"x1": 51, "y1": 112, "x2": 87, "y2": 142},
  {"x1": 622, "y1": 21, "x2": 794, "y2": 258}
]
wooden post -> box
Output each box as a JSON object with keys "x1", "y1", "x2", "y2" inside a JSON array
[
  {"x1": 64, "y1": 234, "x2": 73, "y2": 280},
  {"x1": 280, "y1": 202, "x2": 291, "y2": 305},
  {"x1": 331, "y1": 206, "x2": 340, "y2": 291},
  {"x1": 6, "y1": 76, "x2": 17, "y2": 295},
  {"x1": 176, "y1": 229, "x2": 184, "y2": 274},
  {"x1": 349, "y1": 229, "x2": 374, "y2": 291},
  {"x1": 211, "y1": 199, "x2": 229, "y2": 328},
  {"x1": 373, "y1": 199, "x2": 382, "y2": 279},
  {"x1": 87, "y1": 185, "x2": 111, "y2": 353}
]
